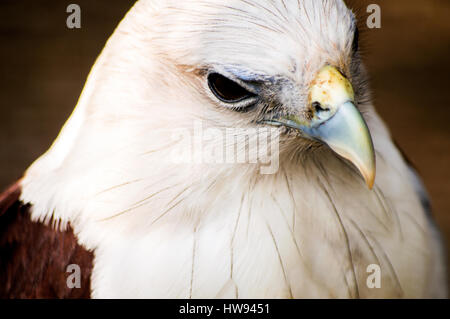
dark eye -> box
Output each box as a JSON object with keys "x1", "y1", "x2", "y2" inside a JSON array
[
  {"x1": 208, "y1": 73, "x2": 255, "y2": 104},
  {"x1": 352, "y1": 26, "x2": 359, "y2": 53}
]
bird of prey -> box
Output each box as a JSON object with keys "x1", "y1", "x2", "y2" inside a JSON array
[{"x1": 0, "y1": 0, "x2": 447, "y2": 298}]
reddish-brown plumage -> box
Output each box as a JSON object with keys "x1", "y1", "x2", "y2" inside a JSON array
[{"x1": 0, "y1": 181, "x2": 94, "y2": 298}]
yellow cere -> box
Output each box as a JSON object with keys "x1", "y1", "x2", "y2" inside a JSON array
[{"x1": 309, "y1": 65, "x2": 355, "y2": 112}]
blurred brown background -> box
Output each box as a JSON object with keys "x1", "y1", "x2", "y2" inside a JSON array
[{"x1": 0, "y1": 1, "x2": 449, "y2": 293}]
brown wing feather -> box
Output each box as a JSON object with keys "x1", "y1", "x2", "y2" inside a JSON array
[{"x1": 0, "y1": 180, "x2": 94, "y2": 299}]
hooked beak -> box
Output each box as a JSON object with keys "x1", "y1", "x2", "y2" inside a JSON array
[{"x1": 266, "y1": 65, "x2": 376, "y2": 189}]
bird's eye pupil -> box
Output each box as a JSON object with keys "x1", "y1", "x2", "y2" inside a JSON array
[
  {"x1": 208, "y1": 73, "x2": 254, "y2": 103},
  {"x1": 352, "y1": 26, "x2": 359, "y2": 53}
]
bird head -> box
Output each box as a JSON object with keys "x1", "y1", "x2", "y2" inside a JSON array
[
  {"x1": 21, "y1": 0, "x2": 378, "y2": 235},
  {"x1": 145, "y1": 0, "x2": 375, "y2": 187}
]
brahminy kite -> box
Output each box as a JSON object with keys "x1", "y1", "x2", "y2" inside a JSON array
[{"x1": 0, "y1": 0, "x2": 447, "y2": 298}]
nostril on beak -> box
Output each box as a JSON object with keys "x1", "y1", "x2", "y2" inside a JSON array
[
  {"x1": 312, "y1": 102, "x2": 329, "y2": 113},
  {"x1": 311, "y1": 101, "x2": 334, "y2": 123}
]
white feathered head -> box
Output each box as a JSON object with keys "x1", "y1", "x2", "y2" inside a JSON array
[{"x1": 21, "y1": 0, "x2": 379, "y2": 244}]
